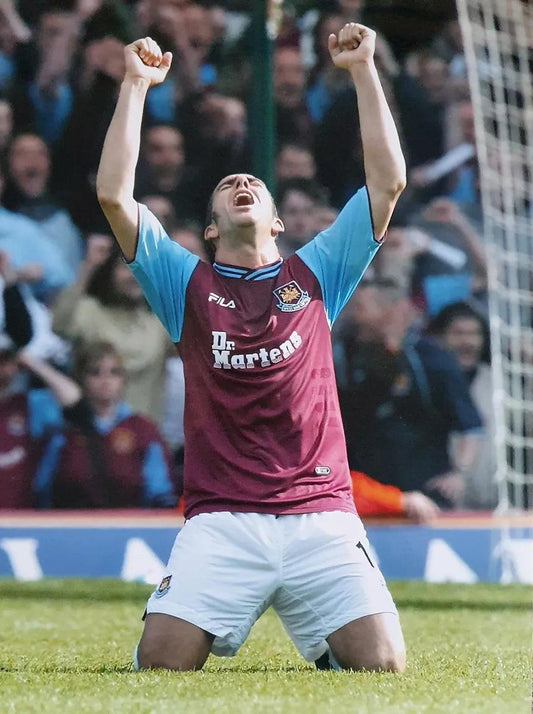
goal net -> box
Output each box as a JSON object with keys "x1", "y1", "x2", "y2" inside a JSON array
[{"x1": 456, "y1": 0, "x2": 533, "y2": 511}]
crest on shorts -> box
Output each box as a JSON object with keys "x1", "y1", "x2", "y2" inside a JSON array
[
  {"x1": 155, "y1": 575, "x2": 172, "y2": 598},
  {"x1": 273, "y1": 281, "x2": 311, "y2": 313}
]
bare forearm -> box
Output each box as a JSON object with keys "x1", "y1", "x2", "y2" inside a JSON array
[
  {"x1": 350, "y1": 61, "x2": 406, "y2": 195},
  {"x1": 19, "y1": 352, "x2": 81, "y2": 407},
  {"x1": 96, "y1": 77, "x2": 149, "y2": 205},
  {"x1": 451, "y1": 433, "x2": 480, "y2": 472}
]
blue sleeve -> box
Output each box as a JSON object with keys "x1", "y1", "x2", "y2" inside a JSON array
[
  {"x1": 128, "y1": 204, "x2": 200, "y2": 342},
  {"x1": 27, "y1": 389, "x2": 63, "y2": 438},
  {"x1": 296, "y1": 186, "x2": 380, "y2": 327},
  {"x1": 33, "y1": 433, "x2": 65, "y2": 508},
  {"x1": 142, "y1": 442, "x2": 175, "y2": 506}
]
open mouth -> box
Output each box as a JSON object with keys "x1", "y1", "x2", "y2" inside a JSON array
[{"x1": 233, "y1": 191, "x2": 255, "y2": 207}]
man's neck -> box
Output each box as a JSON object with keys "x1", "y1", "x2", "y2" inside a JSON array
[{"x1": 215, "y1": 238, "x2": 281, "y2": 269}]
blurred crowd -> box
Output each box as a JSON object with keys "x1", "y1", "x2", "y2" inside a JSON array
[{"x1": 0, "y1": 0, "x2": 506, "y2": 513}]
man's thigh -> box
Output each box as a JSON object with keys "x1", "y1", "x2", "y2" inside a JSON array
[
  {"x1": 143, "y1": 512, "x2": 280, "y2": 658},
  {"x1": 273, "y1": 511, "x2": 400, "y2": 662},
  {"x1": 137, "y1": 614, "x2": 214, "y2": 670},
  {"x1": 328, "y1": 612, "x2": 406, "y2": 672}
]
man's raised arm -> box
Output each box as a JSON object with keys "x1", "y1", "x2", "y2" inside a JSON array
[
  {"x1": 96, "y1": 38, "x2": 172, "y2": 262},
  {"x1": 329, "y1": 24, "x2": 406, "y2": 239}
]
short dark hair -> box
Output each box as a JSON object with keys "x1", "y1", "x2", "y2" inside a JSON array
[
  {"x1": 86, "y1": 247, "x2": 127, "y2": 306},
  {"x1": 426, "y1": 301, "x2": 487, "y2": 336}
]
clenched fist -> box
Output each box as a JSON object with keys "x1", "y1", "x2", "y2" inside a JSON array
[
  {"x1": 124, "y1": 37, "x2": 172, "y2": 87},
  {"x1": 329, "y1": 23, "x2": 376, "y2": 70}
]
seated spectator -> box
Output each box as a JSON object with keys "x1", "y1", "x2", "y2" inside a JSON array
[
  {"x1": 276, "y1": 142, "x2": 316, "y2": 181},
  {"x1": 21, "y1": 343, "x2": 175, "y2": 509},
  {"x1": 0, "y1": 161, "x2": 74, "y2": 302},
  {"x1": 3, "y1": 133, "x2": 84, "y2": 274},
  {"x1": 276, "y1": 177, "x2": 329, "y2": 257},
  {"x1": 334, "y1": 279, "x2": 483, "y2": 509},
  {"x1": 52, "y1": 238, "x2": 171, "y2": 423},
  {"x1": 427, "y1": 302, "x2": 498, "y2": 510}
]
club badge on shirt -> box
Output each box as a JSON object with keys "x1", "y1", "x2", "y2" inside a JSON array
[
  {"x1": 273, "y1": 281, "x2": 311, "y2": 313},
  {"x1": 111, "y1": 428, "x2": 135, "y2": 455}
]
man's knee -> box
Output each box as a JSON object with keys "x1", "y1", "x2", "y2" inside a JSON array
[
  {"x1": 136, "y1": 614, "x2": 213, "y2": 671},
  {"x1": 335, "y1": 643, "x2": 406, "y2": 673}
]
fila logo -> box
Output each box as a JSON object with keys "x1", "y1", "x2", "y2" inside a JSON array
[{"x1": 209, "y1": 293, "x2": 236, "y2": 309}]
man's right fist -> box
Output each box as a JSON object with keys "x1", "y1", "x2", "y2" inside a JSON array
[{"x1": 124, "y1": 37, "x2": 172, "y2": 87}]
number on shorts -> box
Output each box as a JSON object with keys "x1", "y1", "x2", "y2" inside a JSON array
[{"x1": 356, "y1": 540, "x2": 374, "y2": 568}]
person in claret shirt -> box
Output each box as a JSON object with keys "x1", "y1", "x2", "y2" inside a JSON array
[
  {"x1": 21, "y1": 342, "x2": 175, "y2": 510},
  {"x1": 97, "y1": 25, "x2": 406, "y2": 673}
]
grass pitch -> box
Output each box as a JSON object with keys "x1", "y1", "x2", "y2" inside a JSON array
[{"x1": 0, "y1": 580, "x2": 530, "y2": 714}]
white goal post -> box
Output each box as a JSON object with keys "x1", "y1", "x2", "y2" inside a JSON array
[{"x1": 456, "y1": 0, "x2": 533, "y2": 510}]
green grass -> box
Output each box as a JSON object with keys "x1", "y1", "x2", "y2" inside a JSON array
[{"x1": 0, "y1": 580, "x2": 530, "y2": 714}]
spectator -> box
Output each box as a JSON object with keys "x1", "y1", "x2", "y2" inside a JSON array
[
  {"x1": 0, "y1": 160, "x2": 74, "y2": 302},
  {"x1": 171, "y1": 222, "x2": 208, "y2": 262},
  {"x1": 135, "y1": 124, "x2": 201, "y2": 221},
  {"x1": 427, "y1": 301, "x2": 498, "y2": 510},
  {"x1": 306, "y1": 12, "x2": 348, "y2": 123},
  {"x1": 413, "y1": 197, "x2": 487, "y2": 315},
  {"x1": 273, "y1": 46, "x2": 313, "y2": 146},
  {"x1": 3, "y1": 133, "x2": 84, "y2": 274},
  {"x1": 276, "y1": 177, "x2": 329, "y2": 257},
  {"x1": 52, "y1": 32, "x2": 127, "y2": 233},
  {"x1": 335, "y1": 279, "x2": 483, "y2": 509},
  {"x1": 0, "y1": 0, "x2": 31, "y2": 92},
  {"x1": 0, "y1": 336, "x2": 61, "y2": 508},
  {"x1": 52, "y1": 239, "x2": 171, "y2": 423},
  {"x1": 0, "y1": 97, "x2": 13, "y2": 154},
  {"x1": 21, "y1": 342, "x2": 175, "y2": 509},
  {"x1": 275, "y1": 142, "x2": 316, "y2": 181},
  {"x1": 11, "y1": 5, "x2": 79, "y2": 143}
]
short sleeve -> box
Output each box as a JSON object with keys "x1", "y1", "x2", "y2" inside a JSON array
[
  {"x1": 128, "y1": 204, "x2": 200, "y2": 342},
  {"x1": 296, "y1": 186, "x2": 380, "y2": 327}
]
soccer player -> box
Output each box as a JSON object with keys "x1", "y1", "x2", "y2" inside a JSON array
[{"x1": 97, "y1": 24, "x2": 407, "y2": 672}]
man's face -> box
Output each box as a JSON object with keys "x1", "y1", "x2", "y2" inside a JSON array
[
  {"x1": 279, "y1": 189, "x2": 315, "y2": 244},
  {"x1": 143, "y1": 127, "x2": 185, "y2": 178},
  {"x1": 276, "y1": 147, "x2": 316, "y2": 181},
  {"x1": 209, "y1": 174, "x2": 277, "y2": 237},
  {"x1": 273, "y1": 49, "x2": 305, "y2": 109},
  {"x1": 442, "y1": 317, "x2": 484, "y2": 370},
  {"x1": 9, "y1": 135, "x2": 50, "y2": 199}
]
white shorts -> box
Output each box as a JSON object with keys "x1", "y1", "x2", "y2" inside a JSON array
[{"x1": 145, "y1": 511, "x2": 398, "y2": 662}]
